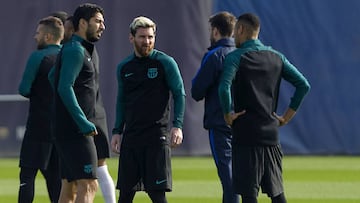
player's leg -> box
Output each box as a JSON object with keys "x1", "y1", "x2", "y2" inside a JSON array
[
  {"x1": 95, "y1": 125, "x2": 116, "y2": 203},
  {"x1": 261, "y1": 145, "x2": 286, "y2": 202},
  {"x1": 233, "y1": 146, "x2": 263, "y2": 203},
  {"x1": 41, "y1": 148, "x2": 61, "y2": 203},
  {"x1": 18, "y1": 167, "x2": 38, "y2": 203},
  {"x1": 117, "y1": 146, "x2": 141, "y2": 203},
  {"x1": 147, "y1": 190, "x2": 167, "y2": 203},
  {"x1": 209, "y1": 128, "x2": 239, "y2": 203},
  {"x1": 97, "y1": 159, "x2": 116, "y2": 203},
  {"x1": 58, "y1": 179, "x2": 76, "y2": 203},
  {"x1": 75, "y1": 179, "x2": 98, "y2": 203},
  {"x1": 118, "y1": 189, "x2": 136, "y2": 203},
  {"x1": 271, "y1": 193, "x2": 287, "y2": 203},
  {"x1": 241, "y1": 196, "x2": 258, "y2": 203},
  {"x1": 142, "y1": 144, "x2": 172, "y2": 203},
  {"x1": 57, "y1": 135, "x2": 98, "y2": 203}
]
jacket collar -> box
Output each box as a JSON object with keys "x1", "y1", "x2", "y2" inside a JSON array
[{"x1": 208, "y1": 38, "x2": 235, "y2": 50}]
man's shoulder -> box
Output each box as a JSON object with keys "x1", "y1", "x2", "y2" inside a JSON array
[
  {"x1": 151, "y1": 49, "x2": 177, "y2": 67},
  {"x1": 151, "y1": 49, "x2": 173, "y2": 60},
  {"x1": 62, "y1": 40, "x2": 84, "y2": 53},
  {"x1": 28, "y1": 48, "x2": 51, "y2": 63},
  {"x1": 117, "y1": 54, "x2": 135, "y2": 69}
]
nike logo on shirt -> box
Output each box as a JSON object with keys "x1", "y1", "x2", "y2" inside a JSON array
[{"x1": 125, "y1": 73, "x2": 134, "y2": 77}]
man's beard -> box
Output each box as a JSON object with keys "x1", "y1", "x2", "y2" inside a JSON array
[
  {"x1": 37, "y1": 40, "x2": 46, "y2": 50},
  {"x1": 134, "y1": 42, "x2": 153, "y2": 57},
  {"x1": 86, "y1": 29, "x2": 101, "y2": 42}
]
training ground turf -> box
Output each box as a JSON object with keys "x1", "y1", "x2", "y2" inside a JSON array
[{"x1": 0, "y1": 156, "x2": 359, "y2": 202}]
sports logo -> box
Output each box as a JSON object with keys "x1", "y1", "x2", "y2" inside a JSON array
[
  {"x1": 84, "y1": 164, "x2": 93, "y2": 174},
  {"x1": 147, "y1": 68, "x2": 158, "y2": 79},
  {"x1": 125, "y1": 73, "x2": 134, "y2": 77},
  {"x1": 155, "y1": 179, "x2": 167, "y2": 185}
]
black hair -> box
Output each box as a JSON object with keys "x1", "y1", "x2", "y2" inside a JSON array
[
  {"x1": 237, "y1": 13, "x2": 260, "y2": 31},
  {"x1": 72, "y1": 3, "x2": 104, "y2": 31}
]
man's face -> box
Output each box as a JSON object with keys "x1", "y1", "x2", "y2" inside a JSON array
[
  {"x1": 34, "y1": 24, "x2": 47, "y2": 49},
  {"x1": 130, "y1": 27, "x2": 155, "y2": 57},
  {"x1": 86, "y1": 12, "x2": 105, "y2": 42},
  {"x1": 63, "y1": 19, "x2": 74, "y2": 42}
]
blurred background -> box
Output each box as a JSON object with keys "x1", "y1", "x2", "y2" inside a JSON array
[{"x1": 1, "y1": 0, "x2": 359, "y2": 157}]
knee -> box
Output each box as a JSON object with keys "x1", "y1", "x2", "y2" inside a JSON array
[{"x1": 77, "y1": 179, "x2": 98, "y2": 194}]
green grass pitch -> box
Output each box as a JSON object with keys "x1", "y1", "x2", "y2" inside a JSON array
[{"x1": 1, "y1": 156, "x2": 359, "y2": 202}]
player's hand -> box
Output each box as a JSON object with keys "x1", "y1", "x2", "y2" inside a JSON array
[
  {"x1": 170, "y1": 127, "x2": 183, "y2": 148},
  {"x1": 111, "y1": 134, "x2": 121, "y2": 154},
  {"x1": 224, "y1": 110, "x2": 246, "y2": 126},
  {"x1": 273, "y1": 108, "x2": 296, "y2": 127},
  {"x1": 84, "y1": 129, "x2": 98, "y2": 137},
  {"x1": 273, "y1": 112, "x2": 287, "y2": 126}
]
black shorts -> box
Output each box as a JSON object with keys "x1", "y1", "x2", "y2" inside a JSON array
[
  {"x1": 117, "y1": 144, "x2": 172, "y2": 192},
  {"x1": 55, "y1": 135, "x2": 98, "y2": 182},
  {"x1": 19, "y1": 139, "x2": 54, "y2": 170},
  {"x1": 94, "y1": 124, "x2": 110, "y2": 160},
  {"x1": 232, "y1": 144, "x2": 284, "y2": 197}
]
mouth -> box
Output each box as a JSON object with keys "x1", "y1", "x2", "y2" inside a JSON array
[{"x1": 97, "y1": 30, "x2": 104, "y2": 36}]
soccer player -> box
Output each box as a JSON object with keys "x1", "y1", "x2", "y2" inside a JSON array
[
  {"x1": 50, "y1": 3, "x2": 114, "y2": 203},
  {"x1": 111, "y1": 16, "x2": 186, "y2": 203},
  {"x1": 18, "y1": 16, "x2": 63, "y2": 203},
  {"x1": 218, "y1": 13, "x2": 310, "y2": 203},
  {"x1": 191, "y1": 11, "x2": 239, "y2": 203}
]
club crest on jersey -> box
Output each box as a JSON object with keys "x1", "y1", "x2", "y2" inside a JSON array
[
  {"x1": 83, "y1": 164, "x2": 93, "y2": 174},
  {"x1": 147, "y1": 68, "x2": 158, "y2": 79}
]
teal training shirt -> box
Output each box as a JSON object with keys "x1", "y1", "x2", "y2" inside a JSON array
[
  {"x1": 54, "y1": 35, "x2": 97, "y2": 135},
  {"x1": 219, "y1": 39, "x2": 310, "y2": 114},
  {"x1": 19, "y1": 44, "x2": 61, "y2": 97},
  {"x1": 218, "y1": 39, "x2": 310, "y2": 146},
  {"x1": 113, "y1": 49, "x2": 185, "y2": 145}
]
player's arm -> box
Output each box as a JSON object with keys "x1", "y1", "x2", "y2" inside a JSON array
[
  {"x1": 57, "y1": 46, "x2": 96, "y2": 135},
  {"x1": 111, "y1": 63, "x2": 126, "y2": 153},
  {"x1": 163, "y1": 56, "x2": 185, "y2": 147},
  {"x1": 18, "y1": 52, "x2": 42, "y2": 97},
  {"x1": 281, "y1": 57, "x2": 310, "y2": 110},
  {"x1": 191, "y1": 53, "x2": 218, "y2": 101},
  {"x1": 274, "y1": 56, "x2": 311, "y2": 125},
  {"x1": 218, "y1": 53, "x2": 241, "y2": 125}
]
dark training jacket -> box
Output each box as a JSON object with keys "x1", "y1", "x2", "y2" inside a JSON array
[
  {"x1": 52, "y1": 35, "x2": 106, "y2": 140},
  {"x1": 191, "y1": 38, "x2": 235, "y2": 130},
  {"x1": 219, "y1": 39, "x2": 310, "y2": 146}
]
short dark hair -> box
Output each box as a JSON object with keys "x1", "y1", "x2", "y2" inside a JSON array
[
  {"x1": 73, "y1": 3, "x2": 104, "y2": 31},
  {"x1": 50, "y1": 11, "x2": 68, "y2": 24},
  {"x1": 209, "y1": 11, "x2": 236, "y2": 37},
  {"x1": 237, "y1": 13, "x2": 260, "y2": 32},
  {"x1": 39, "y1": 16, "x2": 64, "y2": 41}
]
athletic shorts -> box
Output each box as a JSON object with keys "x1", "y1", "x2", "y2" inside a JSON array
[
  {"x1": 19, "y1": 139, "x2": 54, "y2": 170},
  {"x1": 55, "y1": 135, "x2": 98, "y2": 182},
  {"x1": 94, "y1": 124, "x2": 110, "y2": 160},
  {"x1": 117, "y1": 144, "x2": 172, "y2": 192},
  {"x1": 232, "y1": 144, "x2": 284, "y2": 197}
]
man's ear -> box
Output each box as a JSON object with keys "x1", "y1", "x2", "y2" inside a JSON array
[
  {"x1": 238, "y1": 24, "x2": 245, "y2": 34},
  {"x1": 44, "y1": 33, "x2": 52, "y2": 43},
  {"x1": 79, "y1": 18, "x2": 88, "y2": 30},
  {"x1": 129, "y1": 33, "x2": 134, "y2": 43}
]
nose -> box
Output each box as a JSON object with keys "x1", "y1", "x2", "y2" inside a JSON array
[
  {"x1": 145, "y1": 37, "x2": 152, "y2": 44},
  {"x1": 100, "y1": 22, "x2": 105, "y2": 30}
]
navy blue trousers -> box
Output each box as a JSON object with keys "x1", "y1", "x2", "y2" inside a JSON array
[{"x1": 209, "y1": 128, "x2": 239, "y2": 203}]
